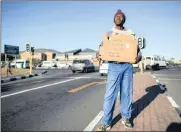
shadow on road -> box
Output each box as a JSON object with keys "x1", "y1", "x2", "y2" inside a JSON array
[
  {"x1": 166, "y1": 122, "x2": 181, "y2": 132},
  {"x1": 111, "y1": 85, "x2": 165, "y2": 128}
]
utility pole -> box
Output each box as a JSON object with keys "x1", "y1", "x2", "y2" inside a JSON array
[
  {"x1": 26, "y1": 42, "x2": 33, "y2": 74},
  {"x1": 30, "y1": 47, "x2": 34, "y2": 74}
]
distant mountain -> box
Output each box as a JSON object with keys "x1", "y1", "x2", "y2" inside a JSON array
[
  {"x1": 20, "y1": 48, "x2": 62, "y2": 54},
  {"x1": 35, "y1": 48, "x2": 62, "y2": 53},
  {"x1": 20, "y1": 48, "x2": 97, "y2": 54},
  {"x1": 64, "y1": 49, "x2": 82, "y2": 53},
  {"x1": 82, "y1": 48, "x2": 97, "y2": 52}
]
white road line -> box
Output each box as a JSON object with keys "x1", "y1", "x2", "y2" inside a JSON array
[
  {"x1": 151, "y1": 75, "x2": 156, "y2": 79},
  {"x1": 84, "y1": 111, "x2": 103, "y2": 131},
  {"x1": 1, "y1": 78, "x2": 81, "y2": 99},
  {"x1": 158, "y1": 78, "x2": 181, "y2": 81},
  {"x1": 167, "y1": 96, "x2": 180, "y2": 109},
  {"x1": 156, "y1": 79, "x2": 160, "y2": 83},
  {"x1": 153, "y1": 74, "x2": 181, "y2": 77},
  {"x1": 75, "y1": 76, "x2": 107, "y2": 80}
]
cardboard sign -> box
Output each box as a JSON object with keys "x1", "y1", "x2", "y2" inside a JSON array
[{"x1": 99, "y1": 33, "x2": 138, "y2": 63}]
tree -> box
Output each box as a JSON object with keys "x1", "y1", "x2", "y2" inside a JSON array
[
  {"x1": 168, "y1": 58, "x2": 175, "y2": 65},
  {"x1": 170, "y1": 58, "x2": 175, "y2": 61}
]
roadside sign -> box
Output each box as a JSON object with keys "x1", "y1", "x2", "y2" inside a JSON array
[{"x1": 4, "y1": 45, "x2": 19, "y2": 55}]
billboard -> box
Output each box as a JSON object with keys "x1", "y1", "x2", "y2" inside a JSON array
[{"x1": 4, "y1": 45, "x2": 19, "y2": 55}]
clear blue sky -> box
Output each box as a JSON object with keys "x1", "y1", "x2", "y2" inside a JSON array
[{"x1": 2, "y1": 1, "x2": 181, "y2": 60}]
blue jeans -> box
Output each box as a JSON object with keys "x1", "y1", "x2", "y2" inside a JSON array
[{"x1": 101, "y1": 63, "x2": 133, "y2": 125}]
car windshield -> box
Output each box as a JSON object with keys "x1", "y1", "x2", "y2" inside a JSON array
[
  {"x1": 73, "y1": 60, "x2": 84, "y2": 64},
  {"x1": 146, "y1": 57, "x2": 151, "y2": 60},
  {"x1": 154, "y1": 57, "x2": 158, "y2": 61}
]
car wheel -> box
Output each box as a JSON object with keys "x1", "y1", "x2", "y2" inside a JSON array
[
  {"x1": 92, "y1": 67, "x2": 95, "y2": 72},
  {"x1": 157, "y1": 65, "x2": 160, "y2": 70},
  {"x1": 84, "y1": 68, "x2": 88, "y2": 73},
  {"x1": 100, "y1": 73, "x2": 103, "y2": 76},
  {"x1": 152, "y1": 65, "x2": 157, "y2": 71},
  {"x1": 72, "y1": 70, "x2": 76, "y2": 73}
]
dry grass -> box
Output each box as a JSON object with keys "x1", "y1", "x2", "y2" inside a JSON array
[{"x1": 1, "y1": 68, "x2": 30, "y2": 77}]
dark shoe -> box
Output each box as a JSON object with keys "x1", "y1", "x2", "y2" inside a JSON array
[
  {"x1": 96, "y1": 124, "x2": 111, "y2": 131},
  {"x1": 122, "y1": 118, "x2": 133, "y2": 129}
]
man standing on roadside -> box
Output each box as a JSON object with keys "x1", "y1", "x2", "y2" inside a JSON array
[
  {"x1": 6, "y1": 58, "x2": 13, "y2": 77},
  {"x1": 97, "y1": 9, "x2": 142, "y2": 131}
]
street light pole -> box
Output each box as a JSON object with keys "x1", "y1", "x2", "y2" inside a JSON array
[{"x1": 28, "y1": 41, "x2": 33, "y2": 74}]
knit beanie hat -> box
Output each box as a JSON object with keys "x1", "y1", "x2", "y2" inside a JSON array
[{"x1": 114, "y1": 9, "x2": 126, "y2": 24}]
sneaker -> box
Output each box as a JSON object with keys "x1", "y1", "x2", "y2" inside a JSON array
[
  {"x1": 96, "y1": 124, "x2": 111, "y2": 131},
  {"x1": 122, "y1": 118, "x2": 133, "y2": 129}
]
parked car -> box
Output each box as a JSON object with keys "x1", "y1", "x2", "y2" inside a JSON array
[
  {"x1": 99, "y1": 61, "x2": 109, "y2": 76},
  {"x1": 36, "y1": 63, "x2": 42, "y2": 68},
  {"x1": 99, "y1": 61, "x2": 142, "y2": 76},
  {"x1": 71, "y1": 59, "x2": 95, "y2": 73},
  {"x1": 42, "y1": 61, "x2": 56, "y2": 68}
]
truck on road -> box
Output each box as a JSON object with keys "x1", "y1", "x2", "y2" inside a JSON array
[{"x1": 143, "y1": 55, "x2": 167, "y2": 70}]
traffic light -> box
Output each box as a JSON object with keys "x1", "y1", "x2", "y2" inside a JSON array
[
  {"x1": 137, "y1": 37, "x2": 146, "y2": 49},
  {"x1": 26, "y1": 44, "x2": 30, "y2": 52},
  {"x1": 31, "y1": 47, "x2": 35, "y2": 55}
]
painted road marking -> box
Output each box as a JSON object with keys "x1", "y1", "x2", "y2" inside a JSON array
[
  {"x1": 1, "y1": 77, "x2": 82, "y2": 99},
  {"x1": 84, "y1": 111, "x2": 104, "y2": 131},
  {"x1": 151, "y1": 75, "x2": 156, "y2": 79},
  {"x1": 158, "y1": 78, "x2": 181, "y2": 81},
  {"x1": 152, "y1": 74, "x2": 179, "y2": 106},
  {"x1": 75, "y1": 76, "x2": 107, "y2": 80},
  {"x1": 156, "y1": 79, "x2": 160, "y2": 83},
  {"x1": 68, "y1": 81, "x2": 106, "y2": 93},
  {"x1": 167, "y1": 96, "x2": 180, "y2": 109},
  {"x1": 153, "y1": 74, "x2": 181, "y2": 77}
]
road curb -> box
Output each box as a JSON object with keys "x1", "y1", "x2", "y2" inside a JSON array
[
  {"x1": 1, "y1": 70, "x2": 47, "y2": 84},
  {"x1": 35, "y1": 67, "x2": 71, "y2": 70}
]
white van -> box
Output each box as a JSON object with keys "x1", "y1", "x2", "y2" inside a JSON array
[
  {"x1": 143, "y1": 56, "x2": 166, "y2": 70},
  {"x1": 13, "y1": 59, "x2": 30, "y2": 68}
]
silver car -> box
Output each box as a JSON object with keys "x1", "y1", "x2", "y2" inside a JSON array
[{"x1": 71, "y1": 59, "x2": 95, "y2": 73}]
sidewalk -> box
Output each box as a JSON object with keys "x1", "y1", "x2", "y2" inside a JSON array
[
  {"x1": 94, "y1": 72, "x2": 181, "y2": 131},
  {"x1": 1, "y1": 69, "x2": 45, "y2": 79},
  {"x1": 1, "y1": 69, "x2": 47, "y2": 83}
]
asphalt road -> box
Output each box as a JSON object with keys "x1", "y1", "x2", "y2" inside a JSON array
[
  {"x1": 1, "y1": 69, "x2": 107, "y2": 131},
  {"x1": 1, "y1": 67, "x2": 147, "y2": 131},
  {"x1": 152, "y1": 67, "x2": 181, "y2": 112}
]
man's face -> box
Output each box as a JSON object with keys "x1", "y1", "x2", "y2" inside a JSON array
[{"x1": 114, "y1": 14, "x2": 123, "y2": 26}]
